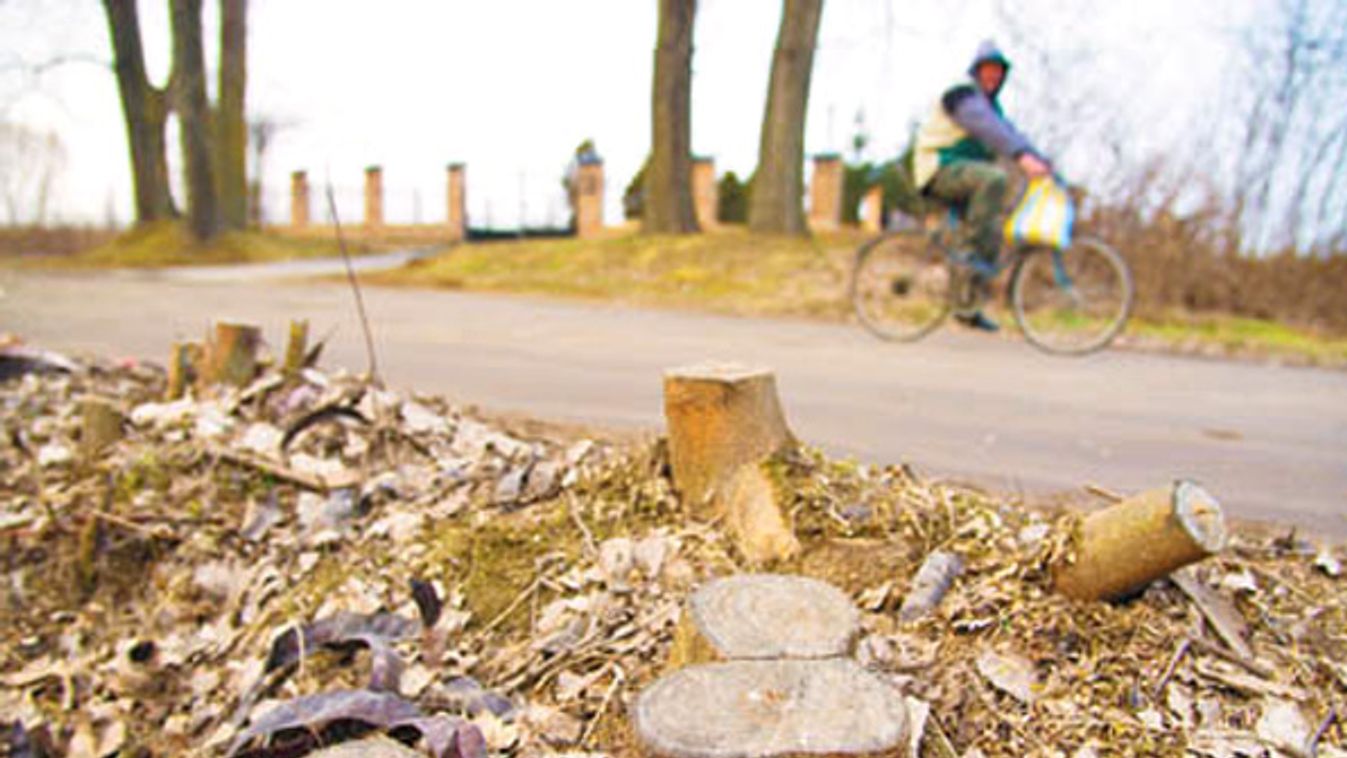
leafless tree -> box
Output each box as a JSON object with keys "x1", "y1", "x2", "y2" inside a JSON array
[
  {"x1": 0, "y1": 121, "x2": 66, "y2": 225},
  {"x1": 645, "y1": 0, "x2": 698, "y2": 234}
]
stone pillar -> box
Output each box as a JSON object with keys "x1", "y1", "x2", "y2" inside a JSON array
[
  {"x1": 861, "y1": 185, "x2": 884, "y2": 233},
  {"x1": 692, "y1": 157, "x2": 718, "y2": 231},
  {"x1": 575, "y1": 160, "x2": 605, "y2": 239},
  {"x1": 290, "y1": 170, "x2": 309, "y2": 228},
  {"x1": 446, "y1": 163, "x2": 466, "y2": 242},
  {"x1": 808, "y1": 154, "x2": 843, "y2": 232},
  {"x1": 364, "y1": 165, "x2": 384, "y2": 229}
]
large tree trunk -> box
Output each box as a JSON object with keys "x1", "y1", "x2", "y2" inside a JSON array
[
  {"x1": 102, "y1": 0, "x2": 175, "y2": 224},
  {"x1": 747, "y1": 0, "x2": 823, "y2": 236},
  {"x1": 644, "y1": 0, "x2": 698, "y2": 234},
  {"x1": 170, "y1": 0, "x2": 221, "y2": 241},
  {"x1": 216, "y1": 0, "x2": 248, "y2": 231}
]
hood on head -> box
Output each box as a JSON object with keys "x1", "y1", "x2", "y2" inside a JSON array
[{"x1": 968, "y1": 39, "x2": 1012, "y2": 92}]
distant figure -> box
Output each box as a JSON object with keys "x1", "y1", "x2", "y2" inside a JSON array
[{"x1": 913, "y1": 40, "x2": 1052, "y2": 332}]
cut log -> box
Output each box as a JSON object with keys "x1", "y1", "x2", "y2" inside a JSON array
[
  {"x1": 283, "y1": 318, "x2": 310, "y2": 376},
  {"x1": 663, "y1": 363, "x2": 798, "y2": 562},
  {"x1": 633, "y1": 659, "x2": 909, "y2": 758},
  {"x1": 1054, "y1": 481, "x2": 1226, "y2": 601},
  {"x1": 668, "y1": 574, "x2": 859, "y2": 669},
  {"x1": 306, "y1": 736, "x2": 423, "y2": 757},
  {"x1": 200, "y1": 321, "x2": 261, "y2": 389},
  {"x1": 164, "y1": 341, "x2": 201, "y2": 400},
  {"x1": 79, "y1": 397, "x2": 123, "y2": 457}
]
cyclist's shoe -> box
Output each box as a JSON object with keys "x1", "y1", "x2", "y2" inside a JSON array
[{"x1": 955, "y1": 310, "x2": 1000, "y2": 332}]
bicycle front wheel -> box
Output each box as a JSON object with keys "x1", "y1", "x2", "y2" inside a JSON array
[
  {"x1": 849, "y1": 230, "x2": 952, "y2": 342},
  {"x1": 1010, "y1": 236, "x2": 1134, "y2": 355}
]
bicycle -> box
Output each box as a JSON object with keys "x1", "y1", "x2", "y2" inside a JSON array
[{"x1": 848, "y1": 188, "x2": 1134, "y2": 355}]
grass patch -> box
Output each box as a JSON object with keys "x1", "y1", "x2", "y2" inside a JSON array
[
  {"x1": 21, "y1": 220, "x2": 352, "y2": 269},
  {"x1": 367, "y1": 227, "x2": 865, "y2": 320},
  {"x1": 371, "y1": 227, "x2": 1347, "y2": 366}
]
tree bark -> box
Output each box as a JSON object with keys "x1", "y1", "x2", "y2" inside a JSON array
[
  {"x1": 216, "y1": 0, "x2": 249, "y2": 231},
  {"x1": 170, "y1": 0, "x2": 221, "y2": 241},
  {"x1": 748, "y1": 0, "x2": 823, "y2": 236},
  {"x1": 644, "y1": 0, "x2": 698, "y2": 234},
  {"x1": 102, "y1": 0, "x2": 175, "y2": 224}
]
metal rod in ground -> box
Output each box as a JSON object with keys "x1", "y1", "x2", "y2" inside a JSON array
[{"x1": 325, "y1": 183, "x2": 381, "y2": 386}]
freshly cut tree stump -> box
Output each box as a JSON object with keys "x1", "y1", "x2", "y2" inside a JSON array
[
  {"x1": 634, "y1": 659, "x2": 909, "y2": 758},
  {"x1": 200, "y1": 321, "x2": 261, "y2": 389},
  {"x1": 663, "y1": 363, "x2": 799, "y2": 562},
  {"x1": 668, "y1": 574, "x2": 859, "y2": 669},
  {"x1": 79, "y1": 397, "x2": 123, "y2": 456},
  {"x1": 283, "y1": 318, "x2": 310, "y2": 376},
  {"x1": 164, "y1": 341, "x2": 202, "y2": 400},
  {"x1": 1054, "y1": 481, "x2": 1226, "y2": 601}
]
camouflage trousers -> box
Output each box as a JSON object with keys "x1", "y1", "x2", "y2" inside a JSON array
[{"x1": 925, "y1": 161, "x2": 1009, "y2": 266}]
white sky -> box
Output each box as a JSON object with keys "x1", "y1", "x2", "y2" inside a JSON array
[{"x1": 0, "y1": 0, "x2": 1256, "y2": 228}]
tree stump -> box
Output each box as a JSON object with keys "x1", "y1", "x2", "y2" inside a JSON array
[
  {"x1": 1054, "y1": 481, "x2": 1226, "y2": 601},
  {"x1": 633, "y1": 659, "x2": 909, "y2": 758},
  {"x1": 663, "y1": 364, "x2": 799, "y2": 563},
  {"x1": 283, "y1": 318, "x2": 310, "y2": 376},
  {"x1": 668, "y1": 574, "x2": 859, "y2": 669},
  {"x1": 200, "y1": 321, "x2": 261, "y2": 389},
  {"x1": 165, "y1": 341, "x2": 202, "y2": 400},
  {"x1": 79, "y1": 397, "x2": 123, "y2": 457}
]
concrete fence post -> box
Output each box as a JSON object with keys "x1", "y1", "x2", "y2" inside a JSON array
[
  {"x1": 446, "y1": 163, "x2": 466, "y2": 242},
  {"x1": 575, "y1": 160, "x2": 605, "y2": 239},
  {"x1": 290, "y1": 170, "x2": 309, "y2": 228},
  {"x1": 692, "y1": 157, "x2": 718, "y2": 231},
  {"x1": 364, "y1": 165, "x2": 384, "y2": 229},
  {"x1": 808, "y1": 154, "x2": 843, "y2": 232},
  {"x1": 861, "y1": 185, "x2": 883, "y2": 233}
]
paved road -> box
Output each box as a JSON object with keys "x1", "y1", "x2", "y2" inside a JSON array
[{"x1": 3, "y1": 265, "x2": 1344, "y2": 535}]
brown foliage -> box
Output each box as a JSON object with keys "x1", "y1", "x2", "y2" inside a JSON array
[
  {"x1": 1083, "y1": 204, "x2": 1347, "y2": 335},
  {"x1": 0, "y1": 226, "x2": 117, "y2": 258}
]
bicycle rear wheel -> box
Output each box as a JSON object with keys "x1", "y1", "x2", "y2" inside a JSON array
[
  {"x1": 849, "y1": 230, "x2": 952, "y2": 342},
  {"x1": 1010, "y1": 236, "x2": 1133, "y2": 355}
]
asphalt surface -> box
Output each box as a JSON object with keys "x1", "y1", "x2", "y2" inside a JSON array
[{"x1": 3, "y1": 260, "x2": 1344, "y2": 536}]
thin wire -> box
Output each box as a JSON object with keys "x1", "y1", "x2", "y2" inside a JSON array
[{"x1": 325, "y1": 182, "x2": 381, "y2": 386}]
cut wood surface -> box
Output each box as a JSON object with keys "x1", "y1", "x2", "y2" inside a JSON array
[
  {"x1": 164, "y1": 341, "x2": 201, "y2": 400},
  {"x1": 663, "y1": 363, "x2": 793, "y2": 512},
  {"x1": 201, "y1": 321, "x2": 261, "y2": 388},
  {"x1": 283, "y1": 318, "x2": 310, "y2": 376},
  {"x1": 634, "y1": 658, "x2": 909, "y2": 758},
  {"x1": 1054, "y1": 481, "x2": 1226, "y2": 601},
  {"x1": 663, "y1": 363, "x2": 798, "y2": 562},
  {"x1": 668, "y1": 574, "x2": 859, "y2": 669},
  {"x1": 306, "y1": 736, "x2": 423, "y2": 757},
  {"x1": 79, "y1": 397, "x2": 123, "y2": 457}
]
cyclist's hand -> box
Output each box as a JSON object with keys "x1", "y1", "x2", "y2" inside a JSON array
[{"x1": 1017, "y1": 153, "x2": 1051, "y2": 178}]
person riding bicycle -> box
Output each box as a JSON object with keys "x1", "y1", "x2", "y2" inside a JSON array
[{"x1": 913, "y1": 40, "x2": 1052, "y2": 332}]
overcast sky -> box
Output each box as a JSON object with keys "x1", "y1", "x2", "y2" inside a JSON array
[{"x1": 1, "y1": 0, "x2": 1256, "y2": 228}]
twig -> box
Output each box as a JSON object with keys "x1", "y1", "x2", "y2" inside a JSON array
[
  {"x1": 93, "y1": 510, "x2": 172, "y2": 540},
  {"x1": 579, "y1": 664, "x2": 625, "y2": 748},
  {"x1": 1307, "y1": 707, "x2": 1337, "y2": 758},
  {"x1": 209, "y1": 444, "x2": 361, "y2": 492},
  {"x1": 567, "y1": 493, "x2": 599, "y2": 558},
  {"x1": 325, "y1": 182, "x2": 381, "y2": 387},
  {"x1": 1188, "y1": 636, "x2": 1274, "y2": 679},
  {"x1": 478, "y1": 576, "x2": 543, "y2": 636},
  {"x1": 1085, "y1": 483, "x2": 1124, "y2": 502},
  {"x1": 1152, "y1": 637, "x2": 1191, "y2": 700}
]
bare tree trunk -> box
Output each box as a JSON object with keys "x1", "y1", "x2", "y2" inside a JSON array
[
  {"x1": 216, "y1": 0, "x2": 248, "y2": 231},
  {"x1": 102, "y1": 0, "x2": 175, "y2": 224},
  {"x1": 170, "y1": 0, "x2": 220, "y2": 241},
  {"x1": 748, "y1": 0, "x2": 823, "y2": 236},
  {"x1": 644, "y1": 0, "x2": 699, "y2": 234}
]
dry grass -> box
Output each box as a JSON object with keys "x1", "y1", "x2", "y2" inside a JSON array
[{"x1": 0, "y1": 225, "x2": 119, "y2": 259}]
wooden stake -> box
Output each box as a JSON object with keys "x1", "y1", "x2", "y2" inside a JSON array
[
  {"x1": 1054, "y1": 481, "x2": 1226, "y2": 601},
  {"x1": 283, "y1": 319, "x2": 310, "y2": 376},
  {"x1": 663, "y1": 363, "x2": 799, "y2": 562},
  {"x1": 79, "y1": 397, "x2": 123, "y2": 457},
  {"x1": 165, "y1": 341, "x2": 201, "y2": 400},
  {"x1": 200, "y1": 321, "x2": 261, "y2": 389}
]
